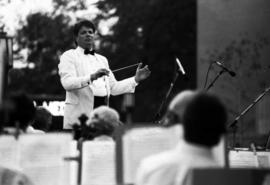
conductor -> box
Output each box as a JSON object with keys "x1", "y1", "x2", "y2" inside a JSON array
[{"x1": 58, "y1": 20, "x2": 150, "y2": 129}]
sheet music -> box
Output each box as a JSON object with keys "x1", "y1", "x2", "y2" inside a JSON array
[
  {"x1": 0, "y1": 133, "x2": 73, "y2": 185},
  {"x1": 18, "y1": 133, "x2": 73, "y2": 185},
  {"x1": 229, "y1": 150, "x2": 259, "y2": 168},
  {"x1": 122, "y1": 126, "x2": 179, "y2": 184},
  {"x1": 82, "y1": 141, "x2": 116, "y2": 185},
  {"x1": 69, "y1": 140, "x2": 79, "y2": 185},
  {"x1": 257, "y1": 151, "x2": 270, "y2": 168},
  {"x1": 0, "y1": 135, "x2": 19, "y2": 170},
  {"x1": 22, "y1": 166, "x2": 65, "y2": 185}
]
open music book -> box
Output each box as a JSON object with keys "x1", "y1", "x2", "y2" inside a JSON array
[
  {"x1": 0, "y1": 133, "x2": 73, "y2": 185},
  {"x1": 229, "y1": 150, "x2": 270, "y2": 168},
  {"x1": 121, "y1": 125, "x2": 180, "y2": 184},
  {"x1": 81, "y1": 140, "x2": 116, "y2": 185}
]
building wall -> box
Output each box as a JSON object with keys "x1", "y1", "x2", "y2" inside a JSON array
[{"x1": 197, "y1": 0, "x2": 270, "y2": 147}]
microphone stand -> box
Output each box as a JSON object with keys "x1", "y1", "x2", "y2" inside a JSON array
[
  {"x1": 228, "y1": 86, "x2": 270, "y2": 148},
  {"x1": 154, "y1": 70, "x2": 180, "y2": 124},
  {"x1": 205, "y1": 69, "x2": 226, "y2": 91}
]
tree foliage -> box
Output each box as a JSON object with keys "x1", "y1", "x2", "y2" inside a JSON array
[
  {"x1": 8, "y1": 12, "x2": 73, "y2": 95},
  {"x1": 94, "y1": 0, "x2": 197, "y2": 121}
]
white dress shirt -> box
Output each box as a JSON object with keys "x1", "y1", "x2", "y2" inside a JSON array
[{"x1": 135, "y1": 140, "x2": 220, "y2": 185}]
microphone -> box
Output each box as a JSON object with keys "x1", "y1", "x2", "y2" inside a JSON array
[
  {"x1": 175, "y1": 57, "x2": 186, "y2": 75},
  {"x1": 214, "y1": 61, "x2": 236, "y2": 77}
]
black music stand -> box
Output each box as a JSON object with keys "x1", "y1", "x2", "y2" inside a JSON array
[{"x1": 63, "y1": 149, "x2": 82, "y2": 185}]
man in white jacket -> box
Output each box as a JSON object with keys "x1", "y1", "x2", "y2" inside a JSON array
[{"x1": 58, "y1": 20, "x2": 150, "y2": 129}]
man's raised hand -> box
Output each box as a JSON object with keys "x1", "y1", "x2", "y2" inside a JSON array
[{"x1": 134, "y1": 63, "x2": 151, "y2": 83}]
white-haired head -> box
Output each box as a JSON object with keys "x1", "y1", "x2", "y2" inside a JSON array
[{"x1": 88, "y1": 106, "x2": 121, "y2": 127}]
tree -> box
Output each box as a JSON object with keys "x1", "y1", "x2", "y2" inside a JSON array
[
  {"x1": 8, "y1": 12, "x2": 73, "y2": 96},
  {"x1": 94, "y1": 0, "x2": 197, "y2": 122},
  {"x1": 8, "y1": 0, "x2": 91, "y2": 97}
]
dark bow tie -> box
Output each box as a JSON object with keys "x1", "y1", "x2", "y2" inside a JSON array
[{"x1": 84, "y1": 49, "x2": 95, "y2": 55}]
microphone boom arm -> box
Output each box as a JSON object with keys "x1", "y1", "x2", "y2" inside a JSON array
[
  {"x1": 205, "y1": 69, "x2": 226, "y2": 91},
  {"x1": 229, "y1": 86, "x2": 270, "y2": 148},
  {"x1": 229, "y1": 86, "x2": 270, "y2": 128}
]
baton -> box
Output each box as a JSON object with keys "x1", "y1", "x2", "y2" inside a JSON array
[{"x1": 112, "y1": 63, "x2": 140, "y2": 73}]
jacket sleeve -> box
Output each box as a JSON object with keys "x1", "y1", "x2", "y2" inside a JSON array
[
  {"x1": 109, "y1": 72, "x2": 137, "y2": 96},
  {"x1": 58, "y1": 51, "x2": 91, "y2": 91},
  {"x1": 100, "y1": 57, "x2": 138, "y2": 96}
]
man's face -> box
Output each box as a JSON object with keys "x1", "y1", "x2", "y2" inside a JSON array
[{"x1": 76, "y1": 26, "x2": 95, "y2": 49}]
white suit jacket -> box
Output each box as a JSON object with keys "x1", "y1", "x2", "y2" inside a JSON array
[{"x1": 58, "y1": 47, "x2": 137, "y2": 129}]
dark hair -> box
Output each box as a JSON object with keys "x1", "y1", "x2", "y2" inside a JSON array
[
  {"x1": 183, "y1": 93, "x2": 227, "y2": 147},
  {"x1": 73, "y1": 20, "x2": 96, "y2": 37},
  {"x1": 32, "y1": 106, "x2": 52, "y2": 132},
  {"x1": 7, "y1": 93, "x2": 36, "y2": 131}
]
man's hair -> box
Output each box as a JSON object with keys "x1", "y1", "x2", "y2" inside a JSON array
[
  {"x1": 32, "y1": 106, "x2": 52, "y2": 132},
  {"x1": 183, "y1": 92, "x2": 227, "y2": 147},
  {"x1": 73, "y1": 20, "x2": 96, "y2": 37},
  {"x1": 7, "y1": 93, "x2": 36, "y2": 131}
]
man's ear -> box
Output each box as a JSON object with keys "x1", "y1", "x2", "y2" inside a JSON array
[
  {"x1": 74, "y1": 35, "x2": 79, "y2": 46},
  {"x1": 74, "y1": 37, "x2": 78, "y2": 46}
]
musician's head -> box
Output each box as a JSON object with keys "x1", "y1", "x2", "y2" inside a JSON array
[
  {"x1": 6, "y1": 92, "x2": 36, "y2": 132},
  {"x1": 32, "y1": 106, "x2": 52, "y2": 132},
  {"x1": 73, "y1": 20, "x2": 96, "y2": 49},
  {"x1": 162, "y1": 90, "x2": 197, "y2": 126},
  {"x1": 87, "y1": 106, "x2": 122, "y2": 138},
  {"x1": 183, "y1": 92, "x2": 227, "y2": 148}
]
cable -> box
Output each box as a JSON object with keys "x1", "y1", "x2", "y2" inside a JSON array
[{"x1": 203, "y1": 61, "x2": 215, "y2": 89}]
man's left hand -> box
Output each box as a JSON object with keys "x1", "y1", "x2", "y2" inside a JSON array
[{"x1": 135, "y1": 63, "x2": 151, "y2": 83}]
